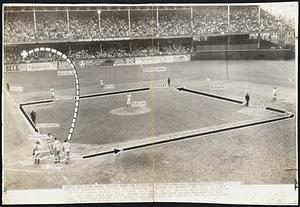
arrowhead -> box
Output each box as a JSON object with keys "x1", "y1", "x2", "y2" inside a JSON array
[
  {"x1": 176, "y1": 87, "x2": 184, "y2": 91},
  {"x1": 114, "y1": 148, "x2": 121, "y2": 155},
  {"x1": 289, "y1": 113, "x2": 295, "y2": 118}
]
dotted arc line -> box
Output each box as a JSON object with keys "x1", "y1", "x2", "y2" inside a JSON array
[{"x1": 26, "y1": 47, "x2": 79, "y2": 140}]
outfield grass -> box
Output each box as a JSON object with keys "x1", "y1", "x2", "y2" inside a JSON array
[{"x1": 5, "y1": 60, "x2": 295, "y2": 97}]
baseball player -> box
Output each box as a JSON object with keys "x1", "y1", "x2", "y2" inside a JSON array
[
  {"x1": 32, "y1": 141, "x2": 42, "y2": 164},
  {"x1": 50, "y1": 88, "x2": 55, "y2": 99},
  {"x1": 62, "y1": 140, "x2": 71, "y2": 164},
  {"x1": 46, "y1": 133, "x2": 54, "y2": 156},
  {"x1": 272, "y1": 86, "x2": 277, "y2": 101},
  {"x1": 126, "y1": 93, "x2": 132, "y2": 109},
  {"x1": 53, "y1": 138, "x2": 61, "y2": 163}
]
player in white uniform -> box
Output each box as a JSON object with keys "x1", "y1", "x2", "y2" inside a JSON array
[
  {"x1": 53, "y1": 138, "x2": 61, "y2": 163},
  {"x1": 126, "y1": 93, "x2": 132, "y2": 109},
  {"x1": 206, "y1": 77, "x2": 210, "y2": 88},
  {"x1": 272, "y1": 86, "x2": 277, "y2": 101},
  {"x1": 100, "y1": 80, "x2": 104, "y2": 88},
  {"x1": 62, "y1": 140, "x2": 71, "y2": 164},
  {"x1": 46, "y1": 133, "x2": 54, "y2": 156},
  {"x1": 50, "y1": 88, "x2": 55, "y2": 99},
  {"x1": 32, "y1": 141, "x2": 42, "y2": 164}
]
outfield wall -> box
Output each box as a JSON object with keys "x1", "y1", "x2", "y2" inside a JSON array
[
  {"x1": 192, "y1": 49, "x2": 294, "y2": 60},
  {"x1": 4, "y1": 54, "x2": 191, "y2": 72},
  {"x1": 4, "y1": 51, "x2": 294, "y2": 72}
]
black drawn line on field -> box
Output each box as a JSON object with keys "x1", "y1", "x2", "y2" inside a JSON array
[
  {"x1": 177, "y1": 87, "x2": 243, "y2": 104},
  {"x1": 265, "y1": 107, "x2": 286, "y2": 114},
  {"x1": 79, "y1": 87, "x2": 150, "y2": 99},
  {"x1": 83, "y1": 113, "x2": 295, "y2": 159},
  {"x1": 20, "y1": 99, "x2": 55, "y2": 106},
  {"x1": 19, "y1": 100, "x2": 55, "y2": 133},
  {"x1": 19, "y1": 105, "x2": 39, "y2": 132},
  {"x1": 177, "y1": 87, "x2": 288, "y2": 114}
]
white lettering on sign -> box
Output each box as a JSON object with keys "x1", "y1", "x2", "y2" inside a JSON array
[
  {"x1": 36, "y1": 123, "x2": 60, "y2": 128},
  {"x1": 55, "y1": 96, "x2": 74, "y2": 101},
  {"x1": 104, "y1": 84, "x2": 115, "y2": 89},
  {"x1": 57, "y1": 71, "x2": 74, "y2": 76},
  {"x1": 153, "y1": 83, "x2": 168, "y2": 89},
  {"x1": 28, "y1": 134, "x2": 49, "y2": 140},
  {"x1": 10, "y1": 86, "x2": 23, "y2": 92},
  {"x1": 131, "y1": 101, "x2": 147, "y2": 107},
  {"x1": 143, "y1": 66, "x2": 167, "y2": 72}
]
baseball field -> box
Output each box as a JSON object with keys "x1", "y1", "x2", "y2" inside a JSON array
[{"x1": 3, "y1": 60, "x2": 297, "y2": 190}]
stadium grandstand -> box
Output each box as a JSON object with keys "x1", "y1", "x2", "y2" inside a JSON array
[{"x1": 3, "y1": 5, "x2": 295, "y2": 65}]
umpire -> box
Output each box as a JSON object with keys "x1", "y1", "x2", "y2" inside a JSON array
[{"x1": 245, "y1": 93, "x2": 250, "y2": 107}]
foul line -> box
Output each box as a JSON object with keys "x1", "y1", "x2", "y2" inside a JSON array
[
  {"x1": 79, "y1": 87, "x2": 150, "y2": 99},
  {"x1": 83, "y1": 112, "x2": 295, "y2": 159}
]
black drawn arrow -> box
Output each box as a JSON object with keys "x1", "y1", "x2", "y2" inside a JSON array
[
  {"x1": 83, "y1": 148, "x2": 121, "y2": 159},
  {"x1": 82, "y1": 113, "x2": 294, "y2": 159},
  {"x1": 177, "y1": 87, "x2": 244, "y2": 104},
  {"x1": 80, "y1": 87, "x2": 150, "y2": 99}
]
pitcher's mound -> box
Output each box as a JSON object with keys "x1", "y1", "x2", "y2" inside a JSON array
[{"x1": 110, "y1": 106, "x2": 152, "y2": 116}]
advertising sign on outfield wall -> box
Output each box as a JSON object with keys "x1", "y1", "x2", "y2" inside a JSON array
[
  {"x1": 135, "y1": 54, "x2": 191, "y2": 65},
  {"x1": 4, "y1": 62, "x2": 55, "y2": 72},
  {"x1": 114, "y1": 58, "x2": 135, "y2": 66},
  {"x1": 25, "y1": 62, "x2": 57, "y2": 71},
  {"x1": 58, "y1": 59, "x2": 113, "y2": 70}
]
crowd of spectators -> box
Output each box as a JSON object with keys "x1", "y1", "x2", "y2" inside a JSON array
[
  {"x1": 5, "y1": 50, "x2": 61, "y2": 64},
  {"x1": 36, "y1": 12, "x2": 69, "y2": 41},
  {"x1": 158, "y1": 11, "x2": 191, "y2": 36},
  {"x1": 4, "y1": 7, "x2": 294, "y2": 43},
  {"x1": 100, "y1": 13, "x2": 129, "y2": 38},
  {"x1": 159, "y1": 40, "x2": 191, "y2": 55},
  {"x1": 130, "y1": 13, "x2": 156, "y2": 37},
  {"x1": 4, "y1": 13, "x2": 35, "y2": 43},
  {"x1": 69, "y1": 12, "x2": 100, "y2": 39},
  {"x1": 229, "y1": 6, "x2": 260, "y2": 33},
  {"x1": 193, "y1": 7, "x2": 228, "y2": 34},
  {"x1": 5, "y1": 40, "x2": 191, "y2": 64},
  {"x1": 260, "y1": 9, "x2": 293, "y2": 32}
]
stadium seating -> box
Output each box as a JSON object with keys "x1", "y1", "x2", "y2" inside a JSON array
[
  {"x1": 4, "y1": 6, "x2": 294, "y2": 64},
  {"x1": 229, "y1": 6, "x2": 260, "y2": 33},
  {"x1": 35, "y1": 12, "x2": 69, "y2": 41},
  {"x1": 193, "y1": 6, "x2": 228, "y2": 34},
  {"x1": 69, "y1": 11, "x2": 100, "y2": 39},
  {"x1": 260, "y1": 9, "x2": 293, "y2": 31},
  {"x1": 5, "y1": 12, "x2": 35, "y2": 43},
  {"x1": 4, "y1": 7, "x2": 293, "y2": 43},
  {"x1": 158, "y1": 10, "x2": 192, "y2": 36}
]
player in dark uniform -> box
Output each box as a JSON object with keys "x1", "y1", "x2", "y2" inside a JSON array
[
  {"x1": 30, "y1": 110, "x2": 37, "y2": 124},
  {"x1": 167, "y1": 76, "x2": 171, "y2": 86},
  {"x1": 245, "y1": 93, "x2": 250, "y2": 107}
]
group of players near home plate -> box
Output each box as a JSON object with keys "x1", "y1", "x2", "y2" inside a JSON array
[
  {"x1": 32, "y1": 133, "x2": 71, "y2": 165},
  {"x1": 31, "y1": 74, "x2": 279, "y2": 165}
]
